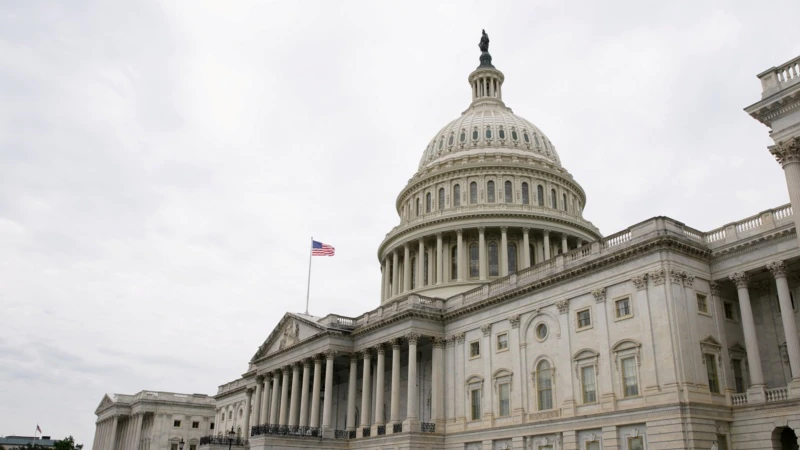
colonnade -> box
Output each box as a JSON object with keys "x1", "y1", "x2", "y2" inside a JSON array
[
  {"x1": 380, "y1": 227, "x2": 586, "y2": 301},
  {"x1": 93, "y1": 413, "x2": 147, "y2": 450},
  {"x1": 729, "y1": 260, "x2": 800, "y2": 399},
  {"x1": 248, "y1": 334, "x2": 445, "y2": 438}
]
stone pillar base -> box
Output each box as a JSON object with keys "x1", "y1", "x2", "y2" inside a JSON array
[
  {"x1": 402, "y1": 419, "x2": 420, "y2": 433},
  {"x1": 321, "y1": 427, "x2": 334, "y2": 439},
  {"x1": 747, "y1": 385, "x2": 766, "y2": 404},
  {"x1": 789, "y1": 378, "x2": 800, "y2": 398}
]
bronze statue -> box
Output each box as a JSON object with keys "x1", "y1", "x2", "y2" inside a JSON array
[{"x1": 479, "y1": 29, "x2": 490, "y2": 52}]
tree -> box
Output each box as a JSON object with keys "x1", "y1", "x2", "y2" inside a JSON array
[{"x1": 53, "y1": 436, "x2": 82, "y2": 450}]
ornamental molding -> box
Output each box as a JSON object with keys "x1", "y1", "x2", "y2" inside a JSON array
[
  {"x1": 631, "y1": 273, "x2": 648, "y2": 290},
  {"x1": 650, "y1": 268, "x2": 666, "y2": 286},
  {"x1": 770, "y1": 136, "x2": 800, "y2": 167},
  {"x1": 729, "y1": 272, "x2": 749, "y2": 289},
  {"x1": 767, "y1": 260, "x2": 788, "y2": 278},
  {"x1": 669, "y1": 268, "x2": 685, "y2": 285},
  {"x1": 455, "y1": 332, "x2": 466, "y2": 343},
  {"x1": 432, "y1": 337, "x2": 447, "y2": 348},
  {"x1": 591, "y1": 288, "x2": 606, "y2": 303},
  {"x1": 555, "y1": 299, "x2": 569, "y2": 314},
  {"x1": 710, "y1": 281, "x2": 721, "y2": 296},
  {"x1": 710, "y1": 226, "x2": 796, "y2": 261},
  {"x1": 508, "y1": 314, "x2": 521, "y2": 328},
  {"x1": 481, "y1": 323, "x2": 492, "y2": 336},
  {"x1": 684, "y1": 274, "x2": 695, "y2": 288},
  {"x1": 405, "y1": 333, "x2": 421, "y2": 344}
]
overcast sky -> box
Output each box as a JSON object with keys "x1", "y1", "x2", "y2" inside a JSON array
[{"x1": 1, "y1": 0, "x2": 799, "y2": 446}]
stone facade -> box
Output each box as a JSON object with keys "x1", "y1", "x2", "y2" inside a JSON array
[{"x1": 92, "y1": 391, "x2": 215, "y2": 450}]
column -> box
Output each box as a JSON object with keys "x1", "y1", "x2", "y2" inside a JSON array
[
  {"x1": 478, "y1": 227, "x2": 487, "y2": 280},
  {"x1": 500, "y1": 227, "x2": 508, "y2": 276},
  {"x1": 481, "y1": 324, "x2": 493, "y2": 423},
  {"x1": 253, "y1": 376, "x2": 263, "y2": 427},
  {"x1": 562, "y1": 234, "x2": 568, "y2": 253},
  {"x1": 374, "y1": 345, "x2": 386, "y2": 428},
  {"x1": 404, "y1": 333, "x2": 421, "y2": 431},
  {"x1": 279, "y1": 367, "x2": 291, "y2": 426},
  {"x1": 390, "y1": 338, "x2": 402, "y2": 429},
  {"x1": 418, "y1": 238, "x2": 425, "y2": 287},
  {"x1": 432, "y1": 338, "x2": 445, "y2": 424},
  {"x1": 310, "y1": 355, "x2": 323, "y2": 429},
  {"x1": 244, "y1": 387, "x2": 253, "y2": 434},
  {"x1": 436, "y1": 233, "x2": 444, "y2": 284},
  {"x1": 108, "y1": 416, "x2": 119, "y2": 450},
  {"x1": 359, "y1": 350, "x2": 372, "y2": 432},
  {"x1": 543, "y1": 230, "x2": 551, "y2": 260},
  {"x1": 729, "y1": 273, "x2": 766, "y2": 391},
  {"x1": 392, "y1": 251, "x2": 399, "y2": 296},
  {"x1": 299, "y1": 359, "x2": 312, "y2": 428},
  {"x1": 522, "y1": 227, "x2": 531, "y2": 269},
  {"x1": 321, "y1": 351, "x2": 336, "y2": 436},
  {"x1": 771, "y1": 138, "x2": 800, "y2": 247},
  {"x1": 457, "y1": 229, "x2": 464, "y2": 281},
  {"x1": 262, "y1": 375, "x2": 272, "y2": 425},
  {"x1": 381, "y1": 260, "x2": 387, "y2": 301},
  {"x1": 403, "y1": 243, "x2": 411, "y2": 292},
  {"x1": 444, "y1": 239, "x2": 451, "y2": 282},
  {"x1": 768, "y1": 261, "x2": 800, "y2": 380},
  {"x1": 346, "y1": 354, "x2": 358, "y2": 431},
  {"x1": 288, "y1": 363, "x2": 302, "y2": 428}
]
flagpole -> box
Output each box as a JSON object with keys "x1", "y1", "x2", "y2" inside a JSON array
[{"x1": 305, "y1": 237, "x2": 313, "y2": 315}]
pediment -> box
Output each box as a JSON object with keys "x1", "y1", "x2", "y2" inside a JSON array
[
  {"x1": 699, "y1": 335, "x2": 722, "y2": 349},
  {"x1": 251, "y1": 313, "x2": 328, "y2": 362},
  {"x1": 95, "y1": 394, "x2": 114, "y2": 414}
]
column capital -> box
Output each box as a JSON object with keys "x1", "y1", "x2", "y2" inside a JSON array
[
  {"x1": 592, "y1": 288, "x2": 606, "y2": 303},
  {"x1": 542, "y1": 228, "x2": 550, "y2": 235},
  {"x1": 389, "y1": 337, "x2": 402, "y2": 348},
  {"x1": 436, "y1": 232, "x2": 443, "y2": 238},
  {"x1": 246, "y1": 387, "x2": 255, "y2": 394},
  {"x1": 522, "y1": 227, "x2": 530, "y2": 233},
  {"x1": 256, "y1": 374, "x2": 264, "y2": 383},
  {"x1": 313, "y1": 353, "x2": 324, "y2": 363},
  {"x1": 478, "y1": 226, "x2": 486, "y2": 234},
  {"x1": 373, "y1": 343, "x2": 385, "y2": 354},
  {"x1": 555, "y1": 299, "x2": 569, "y2": 314},
  {"x1": 456, "y1": 228, "x2": 463, "y2": 236},
  {"x1": 710, "y1": 281, "x2": 721, "y2": 296},
  {"x1": 508, "y1": 314, "x2": 521, "y2": 328},
  {"x1": 282, "y1": 365, "x2": 292, "y2": 373},
  {"x1": 293, "y1": 361, "x2": 303, "y2": 371},
  {"x1": 500, "y1": 226, "x2": 508, "y2": 233},
  {"x1": 404, "y1": 242, "x2": 410, "y2": 250},
  {"x1": 631, "y1": 273, "x2": 648, "y2": 290},
  {"x1": 324, "y1": 350, "x2": 337, "y2": 360},
  {"x1": 418, "y1": 237, "x2": 424, "y2": 244},
  {"x1": 405, "y1": 333, "x2": 421, "y2": 344},
  {"x1": 730, "y1": 272, "x2": 749, "y2": 288},
  {"x1": 432, "y1": 337, "x2": 446, "y2": 348},
  {"x1": 272, "y1": 369, "x2": 282, "y2": 377},
  {"x1": 455, "y1": 332, "x2": 466, "y2": 343},
  {"x1": 649, "y1": 268, "x2": 666, "y2": 285},
  {"x1": 684, "y1": 274, "x2": 695, "y2": 288},
  {"x1": 770, "y1": 136, "x2": 800, "y2": 167},
  {"x1": 349, "y1": 353, "x2": 359, "y2": 363},
  {"x1": 302, "y1": 358, "x2": 312, "y2": 368},
  {"x1": 359, "y1": 349, "x2": 372, "y2": 360},
  {"x1": 767, "y1": 260, "x2": 788, "y2": 278},
  {"x1": 669, "y1": 268, "x2": 685, "y2": 284},
  {"x1": 481, "y1": 323, "x2": 492, "y2": 336}
]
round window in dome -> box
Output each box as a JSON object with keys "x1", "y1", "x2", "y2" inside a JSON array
[
  {"x1": 460, "y1": 130, "x2": 466, "y2": 143},
  {"x1": 498, "y1": 127, "x2": 505, "y2": 139},
  {"x1": 485, "y1": 127, "x2": 492, "y2": 140},
  {"x1": 523, "y1": 132, "x2": 530, "y2": 143},
  {"x1": 448, "y1": 133, "x2": 454, "y2": 146},
  {"x1": 535, "y1": 323, "x2": 548, "y2": 341},
  {"x1": 472, "y1": 128, "x2": 479, "y2": 141},
  {"x1": 511, "y1": 129, "x2": 518, "y2": 141}
]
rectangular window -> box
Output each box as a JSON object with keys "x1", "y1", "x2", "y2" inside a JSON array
[
  {"x1": 173, "y1": 420, "x2": 181, "y2": 428},
  {"x1": 732, "y1": 359, "x2": 744, "y2": 393},
  {"x1": 697, "y1": 293, "x2": 709, "y2": 314},
  {"x1": 192, "y1": 421, "x2": 199, "y2": 429},
  {"x1": 621, "y1": 357, "x2": 639, "y2": 397},
  {"x1": 496, "y1": 333, "x2": 508, "y2": 351},
  {"x1": 539, "y1": 446, "x2": 553, "y2": 450},
  {"x1": 171, "y1": 445, "x2": 178, "y2": 450},
  {"x1": 723, "y1": 302, "x2": 735, "y2": 320},
  {"x1": 581, "y1": 366, "x2": 597, "y2": 403},
  {"x1": 628, "y1": 436, "x2": 644, "y2": 450},
  {"x1": 190, "y1": 445, "x2": 197, "y2": 450},
  {"x1": 470, "y1": 389, "x2": 481, "y2": 420},
  {"x1": 210, "y1": 423, "x2": 215, "y2": 430},
  {"x1": 705, "y1": 353, "x2": 719, "y2": 393},
  {"x1": 577, "y1": 308, "x2": 592, "y2": 329},
  {"x1": 585, "y1": 441, "x2": 600, "y2": 450},
  {"x1": 716, "y1": 434, "x2": 728, "y2": 450},
  {"x1": 615, "y1": 297, "x2": 631, "y2": 318},
  {"x1": 498, "y1": 383, "x2": 510, "y2": 417},
  {"x1": 470, "y1": 341, "x2": 480, "y2": 358}
]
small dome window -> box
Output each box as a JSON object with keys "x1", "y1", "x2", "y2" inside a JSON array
[
  {"x1": 523, "y1": 132, "x2": 530, "y2": 143},
  {"x1": 485, "y1": 127, "x2": 492, "y2": 140},
  {"x1": 459, "y1": 130, "x2": 466, "y2": 143},
  {"x1": 472, "y1": 128, "x2": 479, "y2": 141},
  {"x1": 448, "y1": 133, "x2": 454, "y2": 146},
  {"x1": 438, "y1": 137, "x2": 444, "y2": 150},
  {"x1": 498, "y1": 127, "x2": 505, "y2": 139},
  {"x1": 511, "y1": 129, "x2": 518, "y2": 141}
]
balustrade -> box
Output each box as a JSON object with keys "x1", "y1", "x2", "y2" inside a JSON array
[
  {"x1": 199, "y1": 435, "x2": 248, "y2": 446},
  {"x1": 393, "y1": 423, "x2": 403, "y2": 433},
  {"x1": 731, "y1": 393, "x2": 748, "y2": 406},
  {"x1": 766, "y1": 387, "x2": 789, "y2": 402},
  {"x1": 421, "y1": 422, "x2": 436, "y2": 433},
  {"x1": 377, "y1": 425, "x2": 386, "y2": 435}
]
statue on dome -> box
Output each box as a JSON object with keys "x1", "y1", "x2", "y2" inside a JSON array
[{"x1": 479, "y1": 29, "x2": 490, "y2": 52}]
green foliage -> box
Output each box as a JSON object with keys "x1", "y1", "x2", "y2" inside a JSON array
[{"x1": 53, "y1": 436, "x2": 82, "y2": 450}]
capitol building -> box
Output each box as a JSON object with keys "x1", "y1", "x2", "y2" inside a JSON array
[{"x1": 93, "y1": 37, "x2": 800, "y2": 450}]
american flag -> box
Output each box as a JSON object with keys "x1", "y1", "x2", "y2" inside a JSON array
[{"x1": 312, "y1": 240, "x2": 335, "y2": 256}]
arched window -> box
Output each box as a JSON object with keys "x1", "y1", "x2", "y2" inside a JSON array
[
  {"x1": 448, "y1": 133, "x2": 454, "y2": 146},
  {"x1": 551, "y1": 189, "x2": 557, "y2": 209},
  {"x1": 470, "y1": 182, "x2": 478, "y2": 204},
  {"x1": 485, "y1": 127, "x2": 492, "y2": 140},
  {"x1": 508, "y1": 242, "x2": 517, "y2": 273},
  {"x1": 511, "y1": 129, "x2": 518, "y2": 141},
  {"x1": 439, "y1": 188, "x2": 445, "y2": 210},
  {"x1": 487, "y1": 181, "x2": 495, "y2": 203},
  {"x1": 426, "y1": 193, "x2": 431, "y2": 213},
  {"x1": 537, "y1": 185, "x2": 544, "y2": 206},
  {"x1": 488, "y1": 242, "x2": 499, "y2": 276},
  {"x1": 423, "y1": 252, "x2": 429, "y2": 286},
  {"x1": 537, "y1": 360, "x2": 553, "y2": 410},
  {"x1": 411, "y1": 257, "x2": 417, "y2": 289},
  {"x1": 504, "y1": 181, "x2": 513, "y2": 203},
  {"x1": 459, "y1": 130, "x2": 466, "y2": 143},
  {"x1": 498, "y1": 127, "x2": 505, "y2": 140},
  {"x1": 523, "y1": 132, "x2": 530, "y2": 143},
  {"x1": 562, "y1": 193, "x2": 567, "y2": 211},
  {"x1": 469, "y1": 243, "x2": 479, "y2": 278},
  {"x1": 522, "y1": 182, "x2": 530, "y2": 204},
  {"x1": 453, "y1": 184, "x2": 461, "y2": 207},
  {"x1": 472, "y1": 128, "x2": 479, "y2": 141},
  {"x1": 416, "y1": 198, "x2": 421, "y2": 216},
  {"x1": 451, "y1": 246, "x2": 458, "y2": 281}
]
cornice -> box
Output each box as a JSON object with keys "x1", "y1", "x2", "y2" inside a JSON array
[
  {"x1": 250, "y1": 329, "x2": 345, "y2": 365},
  {"x1": 709, "y1": 226, "x2": 796, "y2": 261},
  {"x1": 350, "y1": 308, "x2": 443, "y2": 338}
]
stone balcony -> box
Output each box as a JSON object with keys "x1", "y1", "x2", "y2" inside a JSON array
[{"x1": 198, "y1": 435, "x2": 247, "y2": 450}]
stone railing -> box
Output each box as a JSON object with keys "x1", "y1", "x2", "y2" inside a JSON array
[
  {"x1": 703, "y1": 203, "x2": 793, "y2": 250},
  {"x1": 766, "y1": 387, "x2": 789, "y2": 402},
  {"x1": 731, "y1": 393, "x2": 748, "y2": 406},
  {"x1": 199, "y1": 435, "x2": 248, "y2": 446},
  {"x1": 217, "y1": 378, "x2": 250, "y2": 395},
  {"x1": 758, "y1": 55, "x2": 800, "y2": 97},
  {"x1": 357, "y1": 294, "x2": 445, "y2": 326},
  {"x1": 319, "y1": 314, "x2": 357, "y2": 330}
]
